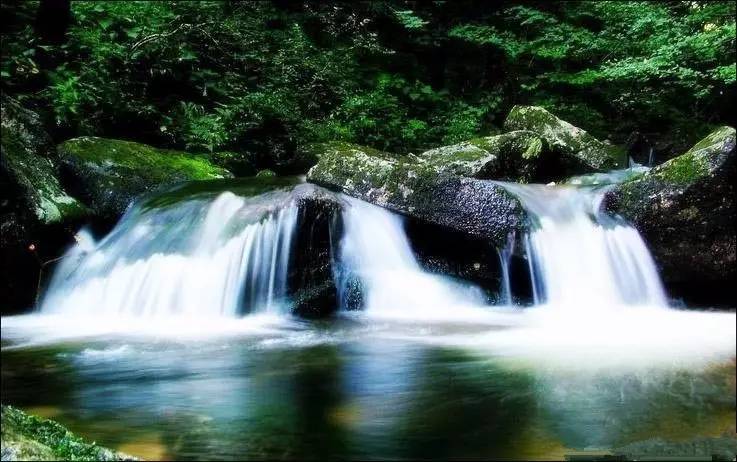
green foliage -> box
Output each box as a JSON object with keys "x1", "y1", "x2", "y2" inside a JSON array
[
  {"x1": 1, "y1": 1, "x2": 735, "y2": 168},
  {"x1": 393, "y1": 9, "x2": 428, "y2": 30}
]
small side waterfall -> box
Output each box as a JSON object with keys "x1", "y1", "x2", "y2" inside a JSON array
[
  {"x1": 336, "y1": 196, "x2": 485, "y2": 317},
  {"x1": 41, "y1": 190, "x2": 298, "y2": 317},
  {"x1": 497, "y1": 233, "x2": 515, "y2": 306},
  {"x1": 499, "y1": 181, "x2": 668, "y2": 309}
]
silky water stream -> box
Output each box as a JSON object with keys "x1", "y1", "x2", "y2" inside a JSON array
[{"x1": 2, "y1": 175, "x2": 735, "y2": 460}]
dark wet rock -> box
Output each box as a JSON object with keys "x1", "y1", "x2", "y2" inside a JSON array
[
  {"x1": 1, "y1": 405, "x2": 137, "y2": 461},
  {"x1": 288, "y1": 183, "x2": 344, "y2": 318},
  {"x1": 605, "y1": 126, "x2": 736, "y2": 306},
  {"x1": 1, "y1": 95, "x2": 87, "y2": 225},
  {"x1": 306, "y1": 142, "x2": 527, "y2": 246},
  {"x1": 1, "y1": 96, "x2": 88, "y2": 314},
  {"x1": 504, "y1": 105, "x2": 626, "y2": 172},
  {"x1": 405, "y1": 217, "x2": 533, "y2": 304},
  {"x1": 57, "y1": 137, "x2": 232, "y2": 220},
  {"x1": 209, "y1": 150, "x2": 256, "y2": 177}
]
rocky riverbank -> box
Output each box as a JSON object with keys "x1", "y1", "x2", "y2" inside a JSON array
[{"x1": 1, "y1": 405, "x2": 137, "y2": 461}]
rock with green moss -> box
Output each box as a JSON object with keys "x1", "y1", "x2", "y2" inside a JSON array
[
  {"x1": 605, "y1": 126, "x2": 736, "y2": 306},
  {"x1": 419, "y1": 130, "x2": 546, "y2": 182},
  {"x1": 1, "y1": 96, "x2": 89, "y2": 314},
  {"x1": 1, "y1": 96, "x2": 88, "y2": 225},
  {"x1": 307, "y1": 142, "x2": 527, "y2": 245},
  {"x1": 504, "y1": 105, "x2": 625, "y2": 172},
  {"x1": 255, "y1": 169, "x2": 277, "y2": 178},
  {"x1": 57, "y1": 137, "x2": 232, "y2": 219},
  {"x1": 1, "y1": 405, "x2": 137, "y2": 461}
]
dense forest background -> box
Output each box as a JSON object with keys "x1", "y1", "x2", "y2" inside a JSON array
[{"x1": 2, "y1": 0, "x2": 735, "y2": 172}]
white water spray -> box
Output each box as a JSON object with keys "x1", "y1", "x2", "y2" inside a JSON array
[
  {"x1": 336, "y1": 197, "x2": 487, "y2": 320},
  {"x1": 40, "y1": 190, "x2": 298, "y2": 318},
  {"x1": 499, "y1": 181, "x2": 667, "y2": 310}
]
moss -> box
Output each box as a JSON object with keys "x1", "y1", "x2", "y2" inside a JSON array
[
  {"x1": 504, "y1": 105, "x2": 625, "y2": 171},
  {"x1": 688, "y1": 126, "x2": 735, "y2": 152},
  {"x1": 1, "y1": 126, "x2": 88, "y2": 225},
  {"x1": 648, "y1": 125, "x2": 734, "y2": 185},
  {"x1": 140, "y1": 176, "x2": 302, "y2": 211},
  {"x1": 418, "y1": 131, "x2": 545, "y2": 180},
  {"x1": 58, "y1": 137, "x2": 230, "y2": 181},
  {"x1": 255, "y1": 169, "x2": 277, "y2": 178},
  {"x1": 651, "y1": 150, "x2": 709, "y2": 184},
  {"x1": 1, "y1": 405, "x2": 136, "y2": 461},
  {"x1": 306, "y1": 139, "x2": 527, "y2": 244},
  {"x1": 56, "y1": 137, "x2": 234, "y2": 217}
]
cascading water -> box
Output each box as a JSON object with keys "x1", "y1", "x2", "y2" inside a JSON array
[
  {"x1": 497, "y1": 233, "x2": 515, "y2": 306},
  {"x1": 498, "y1": 176, "x2": 668, "y2": 310},
  {"x1": 40, "y1": 190, "x2": 298, "y2": 318},
  {"x1": 336, "y1": 196, "x2": 486, "y2": 319}
]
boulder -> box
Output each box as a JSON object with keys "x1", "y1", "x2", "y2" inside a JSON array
[
  {"x1": 419, "y1": 130, "x2": 546, "y2": 182},
  {"x1": 605, "y1": 125, "x2": 736, "y2": 306},
  {"x1": 504, "y1": 105, "x2": 625, "y2": 172},
  {"x1": 57, "y1": 137, "x2": 232, "y2": 219},
  {"x1": 1, "y1": 96, "x2": 87, "y2": 314},
  {"x1": 288, "y1": 183, "x2": 345, "y2": 318},
  {"x1": 1, "y1": 95, "x2": 87, "y2": 225},
  {"x1": 306, "y1": 142, "x2": 527, "y2": 246},
  {"x1": 1, "y1": 405, "x2": 136, "y2": 461}
]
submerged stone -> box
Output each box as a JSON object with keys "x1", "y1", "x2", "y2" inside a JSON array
[
  {"x1": 605, "y1": 125, "x2": 736, "y2": 306},
  {"x1": 504, "y1": 105, "x2": 625, "y2": 172},
  {"x1": 57, "y1": 137, "x2": 232, "y2": 219}
]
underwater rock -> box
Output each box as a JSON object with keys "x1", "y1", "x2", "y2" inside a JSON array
[
  {"x1": 0, "y1": 405, "x2": 137, "y2": 461},
  {"x1": 605, "y1": 125, "x2": 736, "y2": 306},
  {"x1": 306, "y1": 142, "x2": 527, "y2": 247},
  {"x1": 57, "y1": 137, "x2": 232, "y2": 220},
  {"x1": 504, "y1": 105, "x2": 625, "y2": 172}
]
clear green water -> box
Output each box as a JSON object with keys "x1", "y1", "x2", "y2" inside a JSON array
[{"x1": 1, "y1": 316, "x2": 735, "y2": 460}]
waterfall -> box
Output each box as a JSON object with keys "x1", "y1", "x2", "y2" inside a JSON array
[
  {"x1": 497, "y1": 233, "x2": 515, "y2": 306},
  {"x1": 498, "y1": 181, "x2": 668, "y2": 310},
  {"x1": 40, "y1": 190, "x2": 298, "y2": 318},
  {"x1": 336, "y1": 196, "x2": 485, "y2": 318}
]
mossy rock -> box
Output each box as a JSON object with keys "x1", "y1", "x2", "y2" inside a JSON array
[
  {"x1": 1, "y1": 96, "x2": 88, "y2": 225},
  {"x1": 419, "y1": 130, "x2": 546, "y2": 182},
  {"x1": 307, "y1": 141, "x2": 527, "y2": 245},
  {"x1": 504, "y1": 105, "x2": 625, "y2": 172},
  {"x1": 605, "y1": 126, "x2": 736, "y2": 306},
  {"x1": 57, "y1": 137, "x2": 233, "y2": 219},
  {"x1": 1, "y1": 405, "x2": 137, "y2": 461},
  {"x1": 255, "y1": 169, "x2": 277, "y2": 178}
]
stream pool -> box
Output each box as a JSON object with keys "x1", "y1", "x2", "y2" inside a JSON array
[{"x1": 2, "y1": 311, "x2": 735, "y2": 460}]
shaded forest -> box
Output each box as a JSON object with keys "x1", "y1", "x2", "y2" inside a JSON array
[{"x1": 2, "y1": 0, "x2": 735, "y2": 173}]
